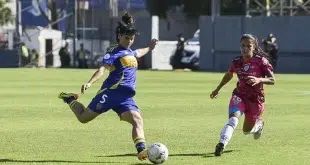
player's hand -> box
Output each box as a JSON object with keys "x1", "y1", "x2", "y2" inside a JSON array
[
  {"x1": 149, "y1": 39, "x2": 158, "y2": 51},
  {"x1": 247, "y1": 76, "x2": 261, "y2": 86},
  {"x1": 81, "y1": 83, "x2": 91, "y2": 94},
  {"x1": 210, "y1": 89, "x2": 219, "y2": 99}
]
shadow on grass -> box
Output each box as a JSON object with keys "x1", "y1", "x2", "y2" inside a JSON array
[
  {"x1": 96, "y1": 150, "x2": 239, "y2": 158},
  {"x1": 96, "y1": 153, "x2": 136, "y2": 157},
  {"x1": 204, "y1": 150, "x2": 240, "y2": 158},
  {"x1": 0, "y1": 159, "x2": 123, "y2": 164}
]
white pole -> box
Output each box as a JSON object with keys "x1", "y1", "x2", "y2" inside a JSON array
[
  {"x1": 266, "y1": 0, "x2": 271, "y2": 16},
  {"x1": 151, "y1": 15, "x2": 159, "y2": 69}
]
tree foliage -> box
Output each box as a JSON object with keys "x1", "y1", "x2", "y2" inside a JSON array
[
  {"x1": 221, "y1": 0, "x2": 245, "y2": 15},
  {"x1": 0, "y1": 0, "x2": 13, "y2": 26},
  {"x1": 37, "y1": 0, "x2": 68, "y2": 30},
  {"x1": 146, "y1": 0, "x2": 246, "y2": 18},
  {"x1": 146, "y1": 0, "x2": 182, "y2": 18}
]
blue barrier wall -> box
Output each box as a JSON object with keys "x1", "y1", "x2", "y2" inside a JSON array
[
  {"x1": 0, "y1": 50, "x2": 19, "y2": 68},
  {"x1": 199, "y1": 16, "x2": 310, "y2": 73}
]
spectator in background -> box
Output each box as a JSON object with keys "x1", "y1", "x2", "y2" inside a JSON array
[
  {"x1": 31, "y1": 49, "x2": 39, "y2": 67},
  {"x1": 170, "y1": 33, "x2": 186, "y2": 69},
  {"x1": 59, "y1": 42, "x2": 71, "y2": 68},
  {"x1": 76, "y1": 43, "x2": 89, "y2": 68},
  {"x1": 20, "y1": 43, "x2": 29, "y2": 67},
  {"x1": 262, "y1": 33, "x2": 278, "y2": 70}
]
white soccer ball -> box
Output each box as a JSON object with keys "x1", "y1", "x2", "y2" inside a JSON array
[{"x1": 147, "y1": 143, "x2": 169, "y2": 164}]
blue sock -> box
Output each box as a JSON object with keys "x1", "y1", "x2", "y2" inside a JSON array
[
  {"x1": 64, "y1": 97, "x2": 75, "y2": 104},
  {"x1": 136, "y1": 142, "x2": 146, "y2": 153},
  {"x1": 134, "y1": 138, "x2": 146, "y2": 153}
]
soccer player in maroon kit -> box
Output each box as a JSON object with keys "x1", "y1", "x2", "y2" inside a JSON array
[{"x1": 210, "y1": 34, "x2": 276, "y2": 156}]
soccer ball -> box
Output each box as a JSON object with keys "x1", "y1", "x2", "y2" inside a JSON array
[{"x1": 147, "y1": 143, "x2": 169, "y2": 164}]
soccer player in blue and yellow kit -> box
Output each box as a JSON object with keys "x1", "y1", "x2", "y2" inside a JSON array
[{"x1": 58, "y1": 13, "x2": 158, "y2": 161}]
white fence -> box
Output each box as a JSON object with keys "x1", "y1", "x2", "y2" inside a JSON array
[{"x1": 151, "y1": 41, "x2": 176, "y2": 70}]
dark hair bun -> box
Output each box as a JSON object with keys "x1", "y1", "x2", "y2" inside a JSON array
[{"x1": 122, "y1": 12, "x2": 134, "y2": 25}]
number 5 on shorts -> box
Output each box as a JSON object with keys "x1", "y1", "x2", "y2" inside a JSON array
[{"x1": 99, "y1": 94, "x2": 108, "y2": 103}]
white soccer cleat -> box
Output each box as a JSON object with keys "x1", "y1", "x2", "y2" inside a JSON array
[{"x1": 253, "y1": 120, "x2": 264, "y2": 140}]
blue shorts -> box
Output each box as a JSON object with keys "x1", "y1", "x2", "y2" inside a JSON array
[{"x1": 88, "y1": 88, "x2": 139, "y2": 115}]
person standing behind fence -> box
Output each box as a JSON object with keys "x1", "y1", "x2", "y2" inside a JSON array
[
  {"x1": 59, "y1": 42, "x2": 71, "y2": 68},
  {"x1": 20, "y1": 43, "x2": 29, "y2": 67},
  {"x1": 76, "y1": 43, "x2": 88, "y2": 68},
  {"x1": 30, "y1": 49, "x2": 39, "y2": 67},
  {"x1": 262, "y1": 33, "x2": 278, "y2": 70}
]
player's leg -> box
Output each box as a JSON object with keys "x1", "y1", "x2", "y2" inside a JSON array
[
  {"x1": 114, "y1": 98, "x2": 148, "y2": 161},
  {"x1": 121, "y1": 110, "x2": 148, "y2": 161},
  {"x1": 215, "y1": 95, "x2": 245, "y2": 156},
  {"x1": 58, "y1": 88, "x2": 116, "y2": 123},
  {"x1": 70, "y1": 101, "x2": 100, "y2": 123},
  {"x1": 242, "y1": 102, "x2": 264, "y2": 140},
  {"x1": 58, "y1": 92, "x2": 99, "y2": 123}
]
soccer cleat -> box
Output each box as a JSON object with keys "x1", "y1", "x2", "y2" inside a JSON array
[
  {"x1": 137, "y1": 149, "x2": 148, "y2": 161},
  {"x1": 214, "y1": 143, "x2": 224, "y2": 156},
  {"x1": 58, "y1": 92, "x2": 78, "y2": 104},
  {"x1": 253, "y1": 120, "x2": 264, "y2": 140}
]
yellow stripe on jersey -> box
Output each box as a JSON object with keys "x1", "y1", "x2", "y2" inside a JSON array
[
  {"x1": 107, "y1": 44, "x2": 119, "y2": 53},
  {"x1": 105, "y1": 65, "x2": 116, "y2": 72},
  {"x1": 110, "y1": 72, "x2": 124, "y2": 89},
  {"x1": 120, "y1": 56, "x2": 138, "y2": 68},
  {"x1": 96, "y1": 88, "x2": 107, "y2": 95}
]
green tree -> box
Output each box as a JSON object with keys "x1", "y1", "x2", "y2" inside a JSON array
[
  {"x1": 0, "y1": 0, "x2": 13, "y2": 26},
  {"x1": 182, "y1": 0, "x2": 211, "y2": 17},
  {"x1": 37, "y1": 0, "x2": 68, "y2": 30},
  {"x1": 146, "y1": 0, "x2": 210, "y2": 18},
  {"x1": 146, "y1": 0, "x2": 182, "y2": 18},
  {"x1": 221, "y1": 0, "x2": 245, "y2": 15},
  {"x1": 146, "y1": 0, "x2": 246, "y2": 18}
]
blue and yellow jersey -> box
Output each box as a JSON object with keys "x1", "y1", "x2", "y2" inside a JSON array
[{"x1": 100, "y1": 44, "x2": 138, "y2": 92}]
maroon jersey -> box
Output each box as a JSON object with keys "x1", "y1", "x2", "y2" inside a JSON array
[{"x1": 228, "y1": 55, "x2": 274, "y2": 99}]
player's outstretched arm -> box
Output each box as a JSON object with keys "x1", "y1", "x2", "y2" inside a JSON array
[
  {"x1": 81, "y1": 66, "x2": 106, "y2": 94},
  {"x1": 217, "y1": 72, "x2": 234, "y2": 90},
  {"x1": 135, "y1": 39, "x2": 158, "y2": 58},
  {"x1": 210, "y1": 72, "x2": 233, "y2": 99}
]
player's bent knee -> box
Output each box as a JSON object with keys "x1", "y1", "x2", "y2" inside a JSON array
[
  {"x1": 78, "y1": 118, "x2": 90, "y2": 124},
  {"x1": 122, "y1": 110, "x2": 143, "y2": 127},
  {"x1": 243, "y1": 119, "x2": 256, "y2": 133},
  {"x1": 77, "y1": 108, "x2": 100, "y2": 124},
  {"x1": 77, "y1": 115, "x2": 94, "y2": 123},
  {"x1": 243, "y1": 132, "x2": 250, "y2": 135},
  {"x1": 243, "y1": 127, "x2": 253, "y2": 133}
]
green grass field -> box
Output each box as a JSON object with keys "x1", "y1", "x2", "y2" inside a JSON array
[{"x1": 0, "y1": 69, "x2": 309, "y2": 165}]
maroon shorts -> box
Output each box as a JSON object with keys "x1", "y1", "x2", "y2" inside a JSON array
[{"x1": 228, "y1": 95, "x2": 264, "y2": 123}]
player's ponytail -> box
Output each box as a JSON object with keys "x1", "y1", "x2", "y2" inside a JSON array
[
  {"x1": 121, "y1": 12, "x2": 134, "y2": 25},
  {"x1": 115, "y1": 12, "x2": 138, "y2": 42},
  {"x1": 241, "y1": 34, "x2": 272, "y2": 63}
]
